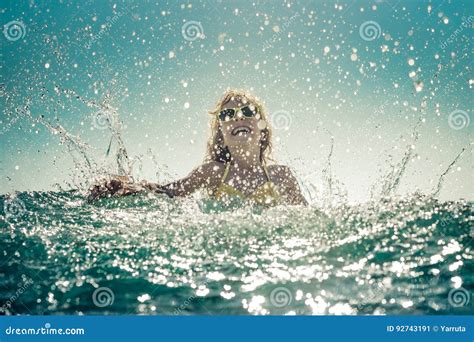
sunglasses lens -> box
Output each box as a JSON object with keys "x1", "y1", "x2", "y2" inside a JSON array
[
  {"x1": 219, "y1": 109, "x2": 235, "y2": 121},
  {"x1": 241, "y1": 105, "x2": 257, "y2": 118}
]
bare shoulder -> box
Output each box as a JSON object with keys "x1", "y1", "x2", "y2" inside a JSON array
[
  {"x1": 194, "y1": 161, "x2": 226, "y2": 187},
  {"x1": 198, "y1": 161, "x2": 226, "y2": 175},
  {"x1": 267, "y1": 164, "x2": 308, "y2": 205}
]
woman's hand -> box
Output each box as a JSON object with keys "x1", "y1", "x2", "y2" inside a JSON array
[
  {"x1": 138, "y1": 181, "x2": 174, "y2": 197},
  {"x1": 87, "y1": 176, "x2": 170, "y2": 202},
  {"x1": 87, "y1": 175, "x2": 139, "y2": 202}
]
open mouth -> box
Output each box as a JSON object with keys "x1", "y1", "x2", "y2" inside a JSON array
[{"x1": 231, "y1": 125, "x2": 251, "y2": 136}]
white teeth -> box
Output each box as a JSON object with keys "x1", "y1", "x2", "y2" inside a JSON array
[{"x1": 232, "y1": 126, "x2": 251, "y2": 135}]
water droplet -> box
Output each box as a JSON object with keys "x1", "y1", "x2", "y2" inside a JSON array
[{"x1": 414, "y1": 81, "x2": 424, "y2": 92}]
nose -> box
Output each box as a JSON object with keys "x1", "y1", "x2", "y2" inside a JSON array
[{"x1": 235, "y1": 109, "x2": 245, "y2": 120}]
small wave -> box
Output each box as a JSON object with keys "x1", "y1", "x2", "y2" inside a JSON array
[{"x1": 1, "y1": 192, "x2": 472, "y2": 315}]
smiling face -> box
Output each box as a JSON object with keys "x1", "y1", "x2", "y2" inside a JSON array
[
  {"x1": 205, "y1": 90, "x2": 273, "y2": 165},
  {"x1": 219, "y1": 96, "x2": 265, "y2": 154}
]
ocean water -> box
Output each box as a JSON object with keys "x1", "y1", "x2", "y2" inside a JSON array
[
  {"x1": 1, "y1": 0, "x2": 473, "y2": 317},
  {"x1": 1, "y1": 191, "x2": 472, "y2": 315}
]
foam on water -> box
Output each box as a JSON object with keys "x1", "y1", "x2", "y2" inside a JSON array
[{"x1": 1, "y1": 189, "x2": 472, "y2": 315}]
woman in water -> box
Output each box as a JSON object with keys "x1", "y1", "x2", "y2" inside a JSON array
[{"x1": 88, "y1": 89, "x2": 308, "y2": 205}]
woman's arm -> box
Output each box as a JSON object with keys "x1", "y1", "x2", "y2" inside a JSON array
[
  {"x1": 146, "y1": 162, "x2": 222, "y2": 197},
  {"x1": 272, "y1": 165, "x2": 308, "y2": 205},
  {"x1": 87, "y1": 162, "x2": 222, "y2": 202}
]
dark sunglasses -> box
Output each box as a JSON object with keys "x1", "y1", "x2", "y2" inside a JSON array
[{"x1": 218, "y1": 105, "x2": 259, "y2": 122}]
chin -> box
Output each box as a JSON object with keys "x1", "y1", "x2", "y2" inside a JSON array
[
  {"x1": 227, "y1": 139, "x2": 255, "y2": 152},
  {"x1": 229, "y1": 133, "x2": 256, "y2": 143}
]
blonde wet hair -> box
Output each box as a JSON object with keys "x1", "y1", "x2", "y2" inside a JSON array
[{"x1": 205, "y1": 89, "x2": 274, "y2": 164}]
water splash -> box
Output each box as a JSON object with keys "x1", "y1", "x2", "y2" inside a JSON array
[
  {"x1": 0, "y1": 191, "x2": 471, "y2": 315},
  {"x1": 375, "y1": 118, "x2": 422, "y2": 199},
  {"x1": 14, "y1": 98, "x2": 98, "y2": 188},
  {"x1": 53, "y1": 85, "x2": 132, "y2": 177},
  {"x1": 432, "y1": 146, "x2": 468, "y2": 198},
  {"x1": 321, "y1": 133, "x2": 334, "y2": 198},
  {"x1": 297, "y1": 127, "x2": 347, "y2": 206}
]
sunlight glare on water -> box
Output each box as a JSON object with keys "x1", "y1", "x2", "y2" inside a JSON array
[{"x1": 1, "y1": 191, "x2": 472, "y2": 315}]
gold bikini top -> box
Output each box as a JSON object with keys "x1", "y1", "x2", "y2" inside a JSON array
[{"x1": 212, "y1": 163, "x2": 281, "y2": 205}]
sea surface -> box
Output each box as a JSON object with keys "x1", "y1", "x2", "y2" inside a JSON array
[
  {"x1": 1, "y1": 191, "x2": 472, "y2": 315},
  {"x1": 1, "y1": 0, "x2": 473, "y2": 318}
]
